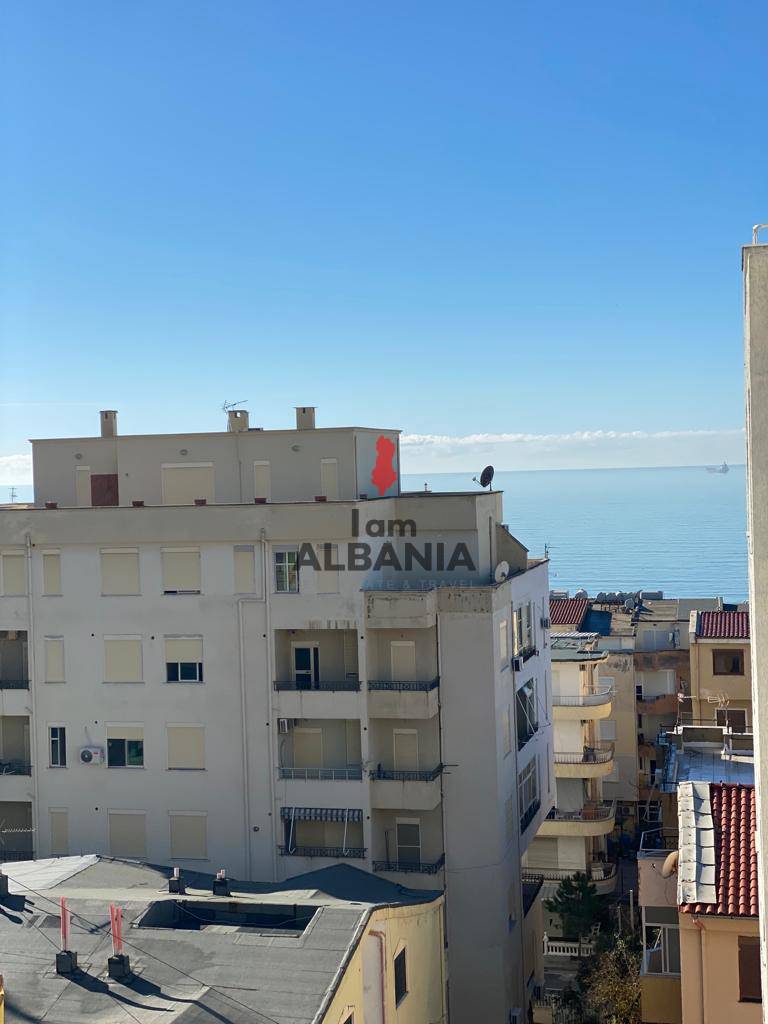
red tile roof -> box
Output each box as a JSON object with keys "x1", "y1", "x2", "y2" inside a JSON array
[
  {"x1": 549, "y1": 598, "x2": 589, "y2": 628},
  {"x1": 680, "y1": 783, "x2": 758, "y2": 917},
  {"x1": 695, "y1": 610, "x2": 750, "y2": 639}
]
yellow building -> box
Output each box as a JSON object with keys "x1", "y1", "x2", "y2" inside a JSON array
[{"x1": 688, "y1": 609, "x2": 751, "y2": 729}]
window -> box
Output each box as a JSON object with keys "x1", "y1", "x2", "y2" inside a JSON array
[
  {"x1": 518, "y1": 759, "x2": 539, "y2": 829},
  {"x1": 100, "y1": 549, "x2": 140, "y2": 595},
  {"x1": 739, "y1": 936, "x2": 762, "y2": 1003},
  {"x1": 108, "y1": 811, "x2": 146, "y2": 858},
  {"x1": 50, "y1": 809, "x2": 68, "y2": 855},
  {"x1": 0, "y1": 552, "x2": 26, "y2": 595},
  {"x1": 320, "y1": 458, "x2": 339, "y2": 500},
  {"x1": 394, "y1": 947, "x2": 408, "y2": 1005},
  {"x1": 106, "y1": 726, "x2": 144, "y2": 768},
  {"x1": 713, "y1": 649, "x2": 745, "y2": 676},
  {"x1": 49, "y1": 726, "x2": 66, "y2": 767},
  {"x1": 396, "y1": 820, "x2": 421, "y2": 864},
  {"x1": 716, "y1": 707, "x2": 748, "y2": 732},
  {"x1": 75, "y1": 466, "x2": 91, "y2": 507},
  {"x1": 253, "y1": 461, "x2": 271, "y2": 501},
  {"x1": 274, "y1": 550, "x2": 299, "y2": 593},
  {"x1": 635, "y1": 683, "x2": 644, "y2": 700},
  {"x1": 42, "y1": 551, "x2": 61, "y2": 595},
  {"x1": 293, "y1": 644, "x2": 320, "y2": 687},
  {"x1": 161, "y1": 463, "x2": 214, "y2": 505},
  {"x1": 516, "y1": 680, "x2": 538, "y2": 749},
  {"x1": 169, "y1": 812, "x2": 207, "y2": 859},
  {"x1": 167, "y1": 725, "x2": 205, "y2": 770},
  {"x1": 499, "y1": 620, "x2": 509, "y2": 663},
  {"x1": 165, "y1": 637, "x2": 204, "y2": 683},
  {"x1": 162, "y1": 548, "x2": 201, "y2": 594},
  {"x1": 234, "y1": 545, "x2": 257, "y2": 593},
  {"x1": 642, "y1": 907, "x2": 680, "y2": 975},
  {"x1": 44, "y1": 637, "x2": 65, "y2": 683},
  {"x1": 104, "y1": 637, "x2": 143, "y2": 683}
]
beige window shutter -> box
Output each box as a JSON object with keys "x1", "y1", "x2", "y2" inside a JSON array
[
  {"x1": 45, "y1": 638, "x2": 65, "y2": 683},
  {"x1": 50, "y1": 810, "x2": 69, "y2": 855},
  {"x1": 75, "y1": 466, "x2": 91, "y2": 507},
  {"x1": 108, "y1": 812, "x2": 146, "y2": 858},
  {"x1": 167, "y1": 726, "x2": 205, "y2": 769},
  {"x1": 2, "y1": 554, "x2": 26, "y2": 595},
  {"x1": 165, "y1": 638, "x2": 203, "y2": 663},
  {"x1": 42, "y1": 552, "x2": 62, "y2": 595},
  {"x1": 106, "y1": 725, "x2": 144, "y2": 741},
  {"x1": 390, "y1": 641, "x2": 416, "y2": 681},
  {"x1": 253, "y1": 461, "x2": 271, "y2": 501},
  {"x1": 394, "y1": 730, "x2": 419, "y2": 771},
  {"x1": 161, "y1": 465, "x2": 214, "y2": 505},
  {"x1": 104, "y1": 638, "x2": 142, "y2": 682},
  {"x1": 320, "y1": 459, "x2": 339, "y2": 500},
  {"x1": 169, "y1": 814, "x2": 207, "y2": 859},
  {"x1": 162, "y1": 549, "x2": 201, "y2": 593},
  {"x1": 293, "y1": 729, "x2": 323, "y2": 769},
  {"x1": 100, "y1": 550, "x2": 140, "y2": 595},
  {"x1": 234, "y1": 546, "x2": 255, "y2": 593}
]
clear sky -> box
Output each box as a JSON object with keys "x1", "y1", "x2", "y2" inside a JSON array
[{"x1": 1, "y1": 1, "x2": 765, "y2": 485}]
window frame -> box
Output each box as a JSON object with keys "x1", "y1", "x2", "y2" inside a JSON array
[
  {"x1": 274, "y1": 549, "x2": 299, "y2": 593},
  {"x1": 49, "y1": 725, "x2": 67, "y2": 768},
  {"x1": 713, "y1": 648, "x2": 745, "y2": 676},
  {"x1": 165, "y1": 637, "x2": 204, "y2": 684},
  {"x1": 106, "y1": 727, "x2": 145, "y2": 769},
  {"x1": 738, "y1": 935, "x2": 762, "y2": 1003},
  {"x1": 394, "y1": 946, "x2": 408, "y2": 1006}
]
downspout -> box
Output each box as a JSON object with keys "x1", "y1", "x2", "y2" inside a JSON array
[
  {"x1": 24, "y1": 534, "x2": 40, "y2": 856},
  {"x1": 237, "y1": 597, "x2": 253, "y2": 877},
  {"x1": 262, "y1": 528, "x2": 278, "y2": 879},
  {"x1": 369, "y1": 928, "x2": 388, "y2": 1024}
]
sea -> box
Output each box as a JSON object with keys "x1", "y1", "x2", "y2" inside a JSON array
[{"x1": 402, "y1": 465, "x2": 749, "y2": 604}]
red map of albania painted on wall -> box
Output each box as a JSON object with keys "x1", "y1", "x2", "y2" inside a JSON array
[{"x1": 371, "y1": 435, "x2": 397, "y2": 495}]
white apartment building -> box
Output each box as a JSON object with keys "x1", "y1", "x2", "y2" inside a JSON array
[{"x1": 0, "y1": 406, "x2": 554, "y2": 1024}]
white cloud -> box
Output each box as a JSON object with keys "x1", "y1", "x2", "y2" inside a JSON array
[
  {"x1": 401, "y1": 427, "x2": 746, "y2": 448},
  {"x1": 0, "y1": 453, "x2": 32, "y2": 484}
]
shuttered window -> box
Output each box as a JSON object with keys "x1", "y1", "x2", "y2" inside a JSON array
[
  {"x1": 45, "y1": 638, "x2": 65, "y2": 683},
  {"x1": 234, "y1": 545, "x2": 256, "y2": 593},
  {"x1": 42, "y1": 552, "x2": 62, "y2": 595},
  {"x1": 108, "y1": 811, "x2": 146, "y2": 858},
  {"x1": 253, "y1": 461, "x2": 271, "y2": 501},
  {"x1": 170, "y1": 813, "x2": 207, "y2": 859},
  {"x1": 104, "y1": 637, "x2": 143, "y2": 683},
  {"x1": 75, "y1": 466, "x2": 91, "y2": 507},
  {"x1": 106, "y1": 725, "x2": 144, "y2": 767},
  {"x1": 50, "y1": 810, "x2": 69, "y2": 856},
  {"x1": 1, "y1": 553, "x2": 26, "y2": 595},
  {"x1": 162, "y1": 549, "x2": 201, "y2": 594},
  {"x1": 161, "y1": 464, "x2": 214, "y2": 505},
  {"x1": 165, "y1": 637, "x2": 203, "y2": 683},
  {"x1": 167, "y1": 726, "x2": 205, "y2": 769},
  {"x1": 320, "y1": 459, "x2": 339, "y2": 500},
  {"x1": 100, "y1": 550, "x2": 140, "y2": 595},
  {"x1": 739, "y1": 936, "x2": 762, "y2": 1002}
]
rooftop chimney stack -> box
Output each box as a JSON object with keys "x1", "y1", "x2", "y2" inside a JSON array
[
  {"x1": 296, "y1": 406, "x2": 316, "y2": 430},
  {"x1": 227, "y1": 409, "x2": 249, "y2": 433},
  {"x1": 100, "y1": 410, "x2": 118, "y2": 438}
]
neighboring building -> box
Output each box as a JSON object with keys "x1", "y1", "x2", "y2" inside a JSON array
[
  {"x1": 526, "y1": 632, "x2": 617, "y2": 924},
  {"x1": 688, "y1": 610, "x2": 752, "y2": 730},
  {"x1": 0, "y1": 406, "x2": 554, "y2": 1023},
  {"x1": 639, "y1": 782, "x2": 761, "y2": 1024},
  {"x1": 0, "y1": 856, "x2": 447, "y2": 1023}
]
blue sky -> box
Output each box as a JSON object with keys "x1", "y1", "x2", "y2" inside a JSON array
[{"x1": 1, "y1": 1, "x2": 764, "y2": 484}]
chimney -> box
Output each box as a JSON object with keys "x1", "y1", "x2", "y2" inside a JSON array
[
  {"x1": 100, "y1": 410, "x2": 118, "y2": 438},
  {"x1": 295, "y1": 406, "x2": 316, "y2": 430},
  {"x1": 227, "y1": 409, "x2": 249, "y2": 433}
]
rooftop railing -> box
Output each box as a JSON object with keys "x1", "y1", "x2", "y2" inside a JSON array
[
  {"x1": 370, "y1": 765, "x2": 443, "y2": 782},
  {"x1": 554, "y1": 742, "x2": 614, "y2": 765},
  {"x1": 373, "y1": 854, "x2": 445, "y2": 875},
  {"x1": 274, "y1": 679, "x2": 361, "y2": 692},
  {"x1": 638, "y1": 828, "x2": 678, "y2": 855},
  {"x1": 278, "y1": 766, "x2": 363, "y2": 781},
  {"x1": 545, "y1": 801, "x2": 616, "y2": 822},
  {"x1": 367, "y1": 678, "x2": 439, "y2": 692}
]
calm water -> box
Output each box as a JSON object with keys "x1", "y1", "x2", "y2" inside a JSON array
[{"x1": 402, "y1": 466, "x2": 749, "y2": 603}]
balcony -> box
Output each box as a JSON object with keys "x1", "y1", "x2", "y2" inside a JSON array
[
  {"x1": 367, "y1": 678, "x2": 440, "y2": 719},
  {"x1": 0, "y1": 680, "x2": 28, "y2": 691},
  {"x1": 278, "y1": 766, "x2": 363, "y2": 781},
  {"x1": 273, "y1": 678, "x2": 363, "y2": 719},
  {"x1": 369, "y1": 765, "x2": 443, "y2": 811},
  {"x1": 520, "y1": 798, "x2": 542, "y2": 833},
  {"x1": 274, "y1": 679, "x2": 360, "y2": 692},
  {"x1": 278, "y1": 845, "x2": 366, "y2": 859},
  {"x1": 537, "y1": 801, "x2": 616, "y2": 838},
  {"x1": 554, "y1": 742, "x2": 615, "y2": 779},
  {"x1": 552, "y1": 687, "x2": 613, "y2": 721},
  {"x1": 522, "y1": 863, "x2": 618, "y2": 894},
  {"x1": 373, "y1": 853, "x2": 445, "y2": 875},
  {"x1": 0, "y1": 761, "x2": 31, "y2": 776},
  {"x1": 365, "y1": 590, "x2": 437, "y2": 629},
  {"x1": 637, "y1": 693, "x2": 680, "y2": 716}
]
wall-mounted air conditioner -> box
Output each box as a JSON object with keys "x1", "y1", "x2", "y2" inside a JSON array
[
  {"x1": 511, "y1": 656, "x2": 523, "y2": 673},
  {"x1": 277, "y1": 719, "x2": 292, "y2": 734},
  {"x1": 79, "y1": 746, "x2": 104, "y2": 765}
]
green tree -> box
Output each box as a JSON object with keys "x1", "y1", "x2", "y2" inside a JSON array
[
  {"x1": 578, "y1": 932, "x2": 641, "y2": 1023},
  {"x1": 544, "y1": 872, "x2": 609, "y2": 940}
]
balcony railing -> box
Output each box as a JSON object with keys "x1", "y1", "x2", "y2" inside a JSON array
[
  {"x1": 545, "y1": 801, "x2": 616, "y2": 822},
  {"x1": 0, "y1": 761, "x2": 32, "y2": 776},
  {"x1": 0, "y1": 680, "x2": 29, "y2": 691},
  {"x1": 373, "y1": 854, "x2": 445, "y2": 875},
  {"x1": 278, "y1": 766, "x2": 363, "y2": 781},
  {"x1": 278, "y1": 845, "x2": 366, "y2": 859},
  {"x1": 639, "y1": 828, "x2": 678, "y2": 855},
  {"x1": 0, "y1": 849, "x2": 34, "y2": 862},
  {"x1": 274, "y1": 679, "x2": 361, "y2": 692},
  {"x1": 367, "y1": 678, "x2": 439, "y2": 692},
  {"x1": 520, "y1": 645, "x2": 538, "y2": 663},
  {"x1": 554, "y1": 742, "x2": 614, "y2": 765},
  {"x1": 520, "y1": 798, "x2": 542, "y2": 833},
  {"x1": 370, "y1": 764, "x2": 443, "y2": 782},
  {"x1": 522, "y1": 863, "x2": 617, "y2": 884},
  {"x1": 517, "y1": 726, "x2": 538, "y2": 752},
  {"x1": 552, "y1": 688, "x2": 613, "y2": 707}
]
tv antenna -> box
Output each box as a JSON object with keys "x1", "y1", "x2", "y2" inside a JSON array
[
  {"x1": 222, "y1": 399, "x2": 248, "y2": 414},
  {"x1": 8, "y1": 487, "x2": 17, "y2": 503},
  {"x1": 472, "y1": 465, "x2": 495, "y2": 489}
]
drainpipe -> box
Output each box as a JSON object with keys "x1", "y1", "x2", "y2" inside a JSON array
[
  {"x1": 261, "y1": 528, "x2": 278, "y2": 879},
  {"x1": 24, "y1": 534, "x2": 40, "y2": 857},
  {"x1": 370, "y1": 928, "x2": 388, "y2": 1024}
]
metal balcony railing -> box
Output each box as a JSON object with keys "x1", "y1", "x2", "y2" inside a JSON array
[
  {"x1": 521, "y1": 863, "x2": 617, "y2": 884},
  {"x1": 545, "y1": 801, "x2": 616, "y2": 822},
  {"x1": 639, "y1": 828, "x2": 678, "y2": 855},
  {"x1": 0, "y1": 761, "x2": 32, "y2": 776},
  {"x1": 0, "y1": 680, "x2": 29, "y2": 691},
  {"x1": 517, "y1": 726, "x2": 538, "y2": 752},
  {"x1": 520, "y1": 645, "x2": 538, "y2": 663},
  {"x1": 278, "y1": 766, "x2": 363, "y2": 781},
  {"x1": 274, "y1": 679, "x2": 361, "y2": 692},
  {"x1": 278, "y1": 845, "x2": 366, "y2": 859},
  {"x1": 554, "y1": 742, "x2": 614, "y2": 764},
  {"x1": 367, "y1": 678, "x2": 439, "y2": 692},
  {"x1": 520, "y1": 799, "x2": 542, "y2": 833},
  {"x1": 552, "y1": 688, "x2": 613, "y2": 707},
  {"x1": 373, "y1": 854, "x2": 445, "y2": 874},
  {"x1": 0, "y1": 849, "x2": 34, "y2": 862},
  {"x1": 370, "y1": 765, "x2": 443, "y2": 782}
]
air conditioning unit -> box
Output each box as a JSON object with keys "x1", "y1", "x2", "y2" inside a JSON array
[
  {"x1": 79, "y1": 746, "x2": 104, "y2": 765},
  {"x1": 541, "y1": 616, "x2": 551, "y2": 629},
  {"x1": 277, "y1": 718, "x2": 293, "y2": 734},
  {"x1": 511, "y1": 656, "x2": 523, "y2": 672}
]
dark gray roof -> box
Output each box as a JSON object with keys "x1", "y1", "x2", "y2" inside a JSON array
[{"x1": 0, "y1": 857, "x2": 440, "y2": 1024}]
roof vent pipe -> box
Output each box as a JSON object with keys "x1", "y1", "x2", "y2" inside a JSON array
[
  {"x1": 295, "y1": 407, "x2": 316, "y2": 430},
  {"x1": 100, "y1": 410, "x2": 118, "y2": 437},
  {"x1": 227, "y1": 409, "x2": 249, "y2": 433}
]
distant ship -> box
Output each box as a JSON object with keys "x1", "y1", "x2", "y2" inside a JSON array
[{"x1": 706, "y1": 461, "x2": 730, "y2": 474}]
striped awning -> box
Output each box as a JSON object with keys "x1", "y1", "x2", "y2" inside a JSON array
[{"x1": 280, "y1": 807, "x2": 363, "y2": 823}]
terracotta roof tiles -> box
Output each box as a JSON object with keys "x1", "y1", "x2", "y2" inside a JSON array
[
  {"x1": 549, "y1": 598, "x2": 589, "y2": 628},
  {"x1": 695, "y1": 610, "x2": 750, "y2": 640}
]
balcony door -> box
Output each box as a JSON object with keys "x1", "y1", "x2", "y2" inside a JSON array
[
  {"x1": 293, "y1": 644, "x2": 320, "y2": 689},
  {"x1": 396, "y1": 819, "x2": 421, "y2": 864},
  {"x1": 390, "y1": 641, "x2": 416, "y2": 681},
  {"x1": 716, "y1": 708, "x2": 747, "y2": 733},
  {"x1": 393, "y1": 729, "x2": 419, "y2": 772}
]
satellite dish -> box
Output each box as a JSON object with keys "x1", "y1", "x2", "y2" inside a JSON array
[
  {"x1": 480, "y1": 465, "x2": 495, "y2": 489},
  {"x1": 661, "y1": 850, "x2": 679, "y2": 878},
  {"x1": 494, "y1": 561, "x2": 510, "y2": 583}
]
